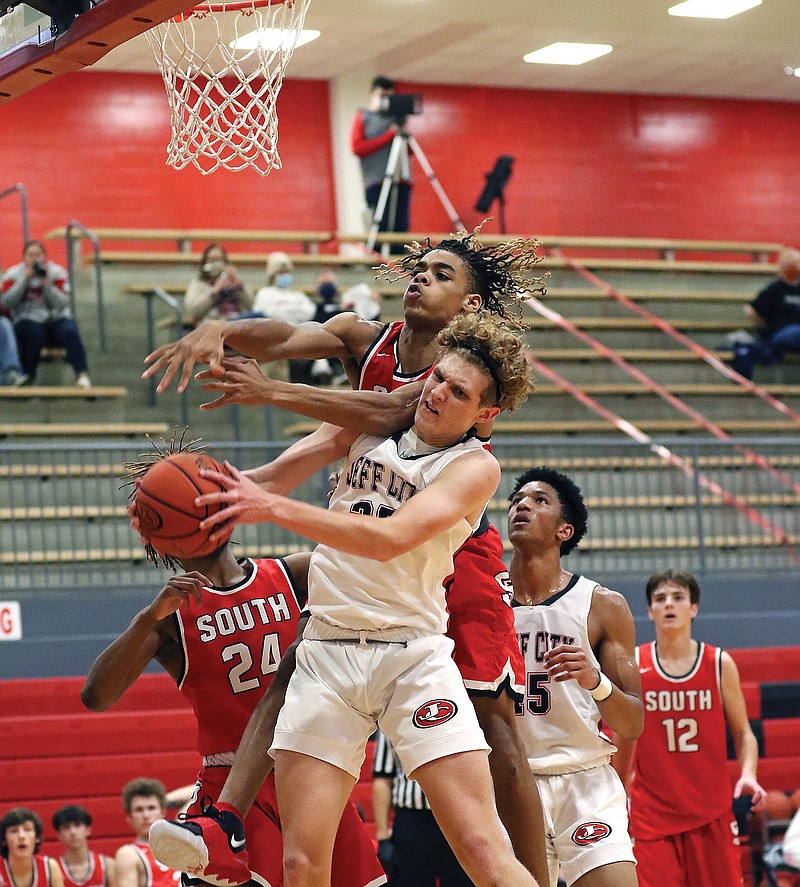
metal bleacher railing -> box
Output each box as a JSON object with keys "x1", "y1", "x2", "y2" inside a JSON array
[{"x1": 0, "y1": 436, "x2": 797, "y2": 592}]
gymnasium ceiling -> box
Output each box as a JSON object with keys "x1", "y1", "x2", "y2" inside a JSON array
[{"x1": 94, "y1": 0, "x2": 800, "y2": 102}]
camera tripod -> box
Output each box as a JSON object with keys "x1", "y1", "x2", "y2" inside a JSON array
[{"x1": 366, "y1": 130, "x2": 465, "y2": 254}]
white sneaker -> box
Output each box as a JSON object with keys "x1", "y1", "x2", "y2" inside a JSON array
[{"x1": 75, "y1": 372, "x2": 92, "y2": 388}]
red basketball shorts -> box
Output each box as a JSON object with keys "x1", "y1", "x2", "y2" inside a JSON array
[
  {"x1": 634, "y1": 811, "x2": 742, "y2": 887},
  {"x1": 446, "y1": 522, "x2": 525, "y2": 700},
  {"x1": 188, "y1": 766, "x2": 385, "y2": 887}
]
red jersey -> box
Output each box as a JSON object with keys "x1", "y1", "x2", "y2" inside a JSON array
[
  {"x1": 629, "y1": 641, "x2": 731, "y2": 840},
  {"x1": 0, "y1": 857, "x2": 53, "y2": 887},
  {"x1": 358, "y1": 321, "x2": 432, "y2": 392},
  {"x1": 175, "y1": 557, "x2": 303, "y2": 757},
  {"x1": 128, "y1": 843, "x2": 179, "y2": 887},
  {"x1": 56, "y1": 853, "x2": 108, "y2": 887}
]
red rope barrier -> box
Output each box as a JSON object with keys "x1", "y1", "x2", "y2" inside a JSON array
[
  {"x1": 525, "y1": 350, "x2": 798, "y2": 564},
  {"x1": 526, "y1": 293, "x2": 800, "y2": 498}
]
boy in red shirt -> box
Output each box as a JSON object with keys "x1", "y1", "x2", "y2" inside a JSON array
[{"x1": 613, "y1": 570, "x2": 766, "y2": 887}]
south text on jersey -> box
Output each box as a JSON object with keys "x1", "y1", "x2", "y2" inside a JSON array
[{"x1": 196, "y1": 594, "x2": 293, "y2": 642}]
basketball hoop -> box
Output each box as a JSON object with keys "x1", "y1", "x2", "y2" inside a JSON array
[{"x1": 146, "y1": 0, "x2": 311, "y2": 174}]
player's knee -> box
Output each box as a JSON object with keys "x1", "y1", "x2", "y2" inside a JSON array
[
  {"x1": 453, "y1": 829, "x2": 503, "y2": 882},
  {"x1": 282, "y1": 848, "x2": 316, "y2": 886}
]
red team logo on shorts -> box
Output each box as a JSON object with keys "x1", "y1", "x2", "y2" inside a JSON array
[
  {"x1": 413, "y1": 699, "x2": 458, "y2": 728},
  {"x1": 571, "y1": 822, "x2": 611, "y2": 845}
]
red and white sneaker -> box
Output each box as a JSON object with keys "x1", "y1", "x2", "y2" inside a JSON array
[{"x1": 149, "y1": 801, "x2": 250, "y2": 887}]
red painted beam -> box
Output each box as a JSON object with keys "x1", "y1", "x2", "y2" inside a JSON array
[{"x1": 0, "y1": 0, "x2": 191, "y2": 104}]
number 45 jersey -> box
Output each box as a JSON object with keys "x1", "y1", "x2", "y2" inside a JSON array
[
  {"x1": 513, "y1": 575, "x2": 617, "y2": 775},
  {"x1": 174, "y1": 557, "x2": 303, "y2": 757},
  {"x1": 629, "y1": 640, "x2": 730, "y2": 840}
]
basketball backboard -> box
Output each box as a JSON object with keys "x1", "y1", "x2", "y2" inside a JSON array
[{"x1": 0, "y1": 0, "x2": 196, "y2": 105}]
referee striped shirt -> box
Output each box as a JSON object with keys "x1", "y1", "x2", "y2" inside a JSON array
[{"x1": 372, "y1": 730, "x2": 431, "y2": 811}]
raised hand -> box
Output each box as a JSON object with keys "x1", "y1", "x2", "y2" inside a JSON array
[
  {"x1": 146, "y1": 572, "x2": 208, "y2": 621},
  {"x1": 543, "y1": 643, "x2": 603, "y2": 690},
  {"x1": 142, "y1": 320, "x2": 228, "y2": 393},
  {"x1": 196, "y1": 461, "x2": 277, "y2": 543},
  {"x1": 195, "y1": 356, "x2": 273, "y2": 411}
]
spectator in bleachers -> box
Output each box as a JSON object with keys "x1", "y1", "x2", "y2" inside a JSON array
[
  {"x1": 1, "y1": 240, "x2": 92, "y2": 387},
  {"x1": 253, "y1": 252, "x2": 316, "y2": 382},
  {"x1": 1, "y1": 807, "x2": 65, "y2": 887},
  {"x1": 732, "y1": 247, "x2": 800, "y2": 379},
  {"x1": 184, "y1": 244, "x2": 254, "y2": 327},
  {"x1": 308, "y1": 272, "x2": 345, "y2": 385},
  {"x1": 0, "y1": 314, "x2": 27, "y2": 386},
  {"x1": 52, "y1": 806, "x2": 117, "y2": 887},
  {"x1": 341, "y1": 282, "x2": 382, "y2": 321},
  {"x1": 114, "y1": 780, "x2": 179, "y2": 887},
  {"x1": 312, "y1": 271, "x2": 343, "y2": 324},
  {"x1": 613, "y1": 570, "x2": 766, "y2": 887}
]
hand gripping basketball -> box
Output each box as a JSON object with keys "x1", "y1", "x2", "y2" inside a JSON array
[{"x1": 196, "y1": 461, "x2": 277, "y2": 542}]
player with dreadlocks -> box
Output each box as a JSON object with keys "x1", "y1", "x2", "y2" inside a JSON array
[
  {"x1": 83, "y1": 433, "x2": 387, "y2": 887},
  {"x1": 142, "y1": 230, "x2": 550, "y2": 886}
]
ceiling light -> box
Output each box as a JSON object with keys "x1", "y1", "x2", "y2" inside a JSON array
[
  {"x1": 796, "y1": 68, "x2": 800, "y2": 78},
  {"x1": 230, "y1": 28, "x2": 320, "y2": 52},
  {"x1": 523, "y1": 42, "x2": 613, "y2": 66},
  {"x1": 667, "y1": 0, "x2": 762, "y2": 19}
]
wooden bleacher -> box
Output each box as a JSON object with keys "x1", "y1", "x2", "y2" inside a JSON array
[
  {"x1": 89, "y1": 250, "x2": 779, "y2": 275},
  {"x1": 42, "y1": 225, "x2": 782, "y2": 274},
  {"x1": 47, "y1": 228, "x2": 335, "y2": 253},
  {"x1": 284, "y1": 417, "x2": 800, "y2": 437},
  {"x1": 0, "y1": 385, "x2": 127, "y2": 399},
  {"x1": 0, "y1": 423, "x2": 169, "y2": 438}
]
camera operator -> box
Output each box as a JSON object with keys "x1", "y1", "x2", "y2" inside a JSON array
[
  {"x1": 1, "y1": 240, "x2": 92, "y2": 387},
  {"x1": 350, "y1": 75, "x2": 412, "y2": 240}
]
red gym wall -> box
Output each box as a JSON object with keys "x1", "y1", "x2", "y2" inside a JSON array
[{"x1": 1, "y1": 71, "x2": 799, "y2": 262}]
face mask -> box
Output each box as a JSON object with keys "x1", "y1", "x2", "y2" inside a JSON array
[
  {"x1": 275, "y1": 272, "x2": 294, "y2": 289},
  {"x1": 318, "y1": 282, "x2": 338, "y2": 302},
  {"x1": 204, "y1": 260, "x2": 226, "y2": 278}
]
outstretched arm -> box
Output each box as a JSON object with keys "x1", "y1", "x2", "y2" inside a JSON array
[
  {"x1": 81, "y1": 574, "x2": 205, "y2": 710},
  {"x1": 721, "y1": 650, "x2": 766, "y2": 810},
  {"x1": 196, "y1": 356, "x2": 420, "y2": 437},
  {"x1": 245, "y1": 423, "x2": 359, "y2": 495},
  {"x1": 143, "y1": 312, "x2": 379, "y2": 394},
  {"x1": 199, "y1": 451, "x2": 500, "y2": 560}
]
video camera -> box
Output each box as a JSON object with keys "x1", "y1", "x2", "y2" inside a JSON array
[{"x1": 378, "y1": 92, "x2": 423, "y2": 124}]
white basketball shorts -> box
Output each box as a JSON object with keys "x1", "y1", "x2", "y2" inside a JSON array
[{"x1": 270, "y1": 633, "x2": 489, "y2": 779}]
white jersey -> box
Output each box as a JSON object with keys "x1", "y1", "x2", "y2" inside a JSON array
[
  {"x1": 308, "y1": 428, "x2": 487, "y2": 636},
  {"x1": 514, "y1": 574, "x2": 617, "y2": 775}
]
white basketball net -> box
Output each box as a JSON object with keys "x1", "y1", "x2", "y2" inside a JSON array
[{"x1": 146, "y1": 0, "x2": 311, "y2": 175}]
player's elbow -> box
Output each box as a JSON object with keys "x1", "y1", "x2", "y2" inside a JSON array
[
  {"x1": 617, "y1": 705, "x2": 645, "y2": 741},
  {"x1": 371, "y1": 532, "x2": 417, "y2": 561}
]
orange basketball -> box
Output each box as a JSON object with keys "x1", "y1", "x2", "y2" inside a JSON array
[
  {"x1": 791, "y1": 788, "x2": 800, "y2": 813},
  {"x1": 134, "y1": 451, "x2": 234, "y2": 559},
  {"x1": 764, "y1": 790, "x2": 794, "y2": 821}
]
